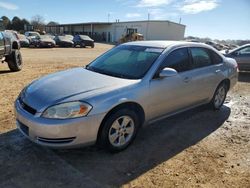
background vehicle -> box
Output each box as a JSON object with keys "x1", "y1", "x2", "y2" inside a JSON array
[
  {"x1": 18, "y1": 34, "x2": 30, "y2": 47},
  {"x1": 15, "y1": 41, "x2": 238, "y2": 152},
  {"x1": 0, "y1": 31, "x2": 23, "y2": 71},
  {"x1": 73, "y1": 35, "x2": 94, "y2": 48},
  {"x1": 223, "y1": 44, "x2": 250, "y2": 71},
  {"x1": 63, "y1": 34, "x2": 74, "y2": 41},
  {"x1": 119, "y1": 32, "x2": 144, "y2": 43},
  {"x1": 54, "y1": 35, "x2": 74, "y2": 47},
  {"x1": 5, "y1": 30, "x2": 20, "y2": 40},
  {"x1": 205, "y1": 41, "x2": 222, "y2": 50},
  {"x1": 25, "y1": 31, "x2": 40, "y2": 46},
  {"x1": 33, "y1": 35, "x2": 56, "y2": 48},
  {"x1": 24, "y1": 31, "x2": 40, "y2": 38}
]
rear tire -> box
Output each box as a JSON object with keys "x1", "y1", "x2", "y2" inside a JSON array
[
  {"x1": 210, "y1": 82, "x2": 228, "y2": 110},
  {"x1": 6, "y1": 50, "x2": 23, "y2": 72},
  {"x1": 98, "y1": 109, "x2": 140, "y2": 152}
]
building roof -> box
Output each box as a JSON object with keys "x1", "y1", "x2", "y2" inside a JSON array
[
  {"x1": 45, "y1": 20, "x2": 185, "y2": 27},
  {"x1": 46, "y1": 22, "x2": 112, "y2": 27},
  {"x1": 113, "y1": 20, "x2": 186, "y2": 27}
]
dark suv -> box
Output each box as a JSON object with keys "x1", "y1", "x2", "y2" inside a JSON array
[
  {"x1": 73, "y1": 35, "x2": 94, "y2": 48},
  {"x1": 0, "y1": 31, "x2": 23, "y2": 71}
]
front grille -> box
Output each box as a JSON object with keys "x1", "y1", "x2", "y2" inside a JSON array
[
  {"x1": 18, "y1": 120, "x2": 29, "y2": 136},
  {"x1": 37, "y1": 137, "x2": 76, "y2": 144},
  {"x1": 19, "y1": 98, "x2": 37, "y2": 115}
]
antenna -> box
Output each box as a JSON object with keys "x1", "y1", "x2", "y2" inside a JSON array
[{"x1": 179, "y1": 17, "x2": 182, "y2": 24}]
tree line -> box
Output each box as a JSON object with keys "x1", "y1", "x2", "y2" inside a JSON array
[{"x1": 1, "y1": 15, "x2": 59, "y2": 33}]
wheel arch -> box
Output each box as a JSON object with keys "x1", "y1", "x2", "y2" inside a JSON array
[
  {"x1": 12, "y1": 41, "x2": 19, "y2": 50},
  {"x1": 212, "y1": 78, "x2": 230, "y2": 98},
  {"x1": 221, "y1": 78, "x2": 230, "y2": 91},
  {"x1": 96, "y1": 101, "x2": 145, "y2": 143}
]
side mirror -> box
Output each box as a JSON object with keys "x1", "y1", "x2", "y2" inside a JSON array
[{"x1": 159, "y1": 67, "x2": 178, "y2": 78}]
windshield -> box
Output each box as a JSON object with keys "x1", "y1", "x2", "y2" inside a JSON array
[
  {"x1": 87, "y1": 45, "x2": 163, "y2": 79},
  {"x1": 29, "y1": 32, "x2": 39, "y2": 37},
  {"x1": 64, "y1": 35, "x2": 73, "y2": 40},
  {"x1": 58, "y1": 36, "x2": 68, "y2": 40},
  {"x1": 80, "y1": 35, "x2": 92, "y2": 40}
]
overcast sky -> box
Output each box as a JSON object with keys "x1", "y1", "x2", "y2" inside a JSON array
[{"x1": 0, "y1": 0, "x2": 249, "y2": 40}]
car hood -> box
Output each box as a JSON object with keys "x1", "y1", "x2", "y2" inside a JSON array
[{"x1": 21, "y1": 68, "x2": 137, "y2": 112}]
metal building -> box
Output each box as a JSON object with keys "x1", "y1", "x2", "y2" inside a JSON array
[{"x1": 45, "y1": 20, "x2": 186, "y2": 43}]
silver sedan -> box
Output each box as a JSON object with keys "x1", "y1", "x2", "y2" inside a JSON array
[
  {"x1": 223, "y1": 44, "x2": 250, "y2": 71},
  {"x1": 15, "y1": 41, "x2": 238, "y2": 152}
]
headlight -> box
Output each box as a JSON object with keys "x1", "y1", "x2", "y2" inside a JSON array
[{"x1": 42, "y1": 101, "x2": 92, "y2": 119}]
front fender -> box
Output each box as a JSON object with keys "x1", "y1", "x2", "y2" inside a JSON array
[{"x1": 87, "y1": 82, "x2": 150, "y2": 119}]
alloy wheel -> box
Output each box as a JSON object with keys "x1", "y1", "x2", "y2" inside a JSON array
[
  {"x1": 214, "y1": 85, "x2": 226, "y2": 108},
  {"x1": 108, "y1": 115, "x2": 135, "y2": 147}
]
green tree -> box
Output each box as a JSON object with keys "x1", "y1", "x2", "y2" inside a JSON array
[
  {"x1": 22, "y1": 18, "x2": 30, "y2": 26},
  {"x1": 1, "y1": 16, "x2": 11, "y2": 29},
  {"x1": 12, "y1": 16, "x2": 23, "y2": 31},
  {"x1": 47, "y1": 21, "x2": 59, "y2": 26}
]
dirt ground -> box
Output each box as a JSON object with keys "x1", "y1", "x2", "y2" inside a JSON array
[{"x1": 0, "y1": 44, "x2": 249, "y2": 188}]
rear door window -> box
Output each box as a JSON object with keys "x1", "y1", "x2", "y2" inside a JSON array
[
  {"x1": 190, "y1": 48, "x2": 213, "y2": 69},
  {"x1": 209, "y1": 50, "x2": 223, "y2": 64}
]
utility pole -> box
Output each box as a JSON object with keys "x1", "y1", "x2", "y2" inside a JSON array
[
  {"x1": 108, "y1": 13, "x2": 110, "y2": 23},
  {"x1": 148, "y1": 13, "x2": 150, "y2": 21}
]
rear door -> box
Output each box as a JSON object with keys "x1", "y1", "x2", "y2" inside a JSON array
[{"x1": 187, "y1": 47, "x2": 224, "y2": 102}]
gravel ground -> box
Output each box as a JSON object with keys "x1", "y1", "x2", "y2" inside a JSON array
[{"x1": 0, "y1": 44, "x2": 249, "y2": 188}]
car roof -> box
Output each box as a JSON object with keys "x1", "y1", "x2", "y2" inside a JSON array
[
  {"x1": 232, "y1": 43, "x2": 250, "y2": 52},
  {"x1": 122, "y1": 40, "x2": 214, "y2": 49}
]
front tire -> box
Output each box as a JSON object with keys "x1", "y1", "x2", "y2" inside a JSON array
[
  {"x1": 98, "y1": 109, "x2": 140, "y2": 152},
  {"x1": 6, "y1": 50, "x2": 23, "y2": 72},
  {"x1": 210, "y1": 82, "x2": 228, "y2": 110},
  {"x1": 80, "y1": 43, "x2": 85, "y2": 48}
]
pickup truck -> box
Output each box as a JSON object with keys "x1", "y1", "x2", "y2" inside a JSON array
[{"x1": 0, "y1": 31, "x2": 23, "y2": 71}]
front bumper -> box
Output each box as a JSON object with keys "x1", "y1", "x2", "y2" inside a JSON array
[
  {"x1": 40, "y1": 42, "x2": 55, "y2": 48},
  {"x1": 15, "y1": 99, "x2": 106, "y2": 148}
]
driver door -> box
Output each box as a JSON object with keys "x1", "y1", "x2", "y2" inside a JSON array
[{"x1": 148, "y1": 47, "x2": 196, "y2": 120}]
